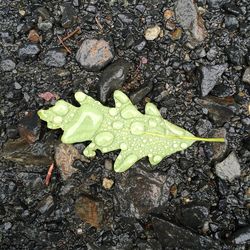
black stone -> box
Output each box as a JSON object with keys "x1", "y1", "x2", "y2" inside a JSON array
[
  {"x1": 226, "y1": 46, "x2": 246, "y2": 65},
  {"x1": 98, "y1": 59, "x2": 130, "y2": 103},
  {"x1": 61, "y1": 3, "x2": 76, "y2": 28},
  {"x1": 222, "y1": 3, "x2": 242, "y2": 16},
  {"x1": 152, "y1": 217, "x2": 221, "y2": 249},
  {"x1": 224, "y1": 15, "x2": 239, "y2": 30},
  {"x1": 176, "y1": 203, "x2": 210, "y2": 231},
  {"x1": 129, "y1": 82, "x2": 153, "y2": 104}
]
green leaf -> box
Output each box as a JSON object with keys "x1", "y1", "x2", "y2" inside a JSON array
[{"x1": 38, "y1": 90, "x2": 225, "y2": 172}]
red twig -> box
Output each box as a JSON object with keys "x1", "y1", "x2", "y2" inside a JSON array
[
  {"x1": 45, "y1": 163, "x2": 54, "y2": 186},
  {"x1": 57, "y1": 35, "x2": 72, "y2": 54},
  {"x1": 62, "y1": 27, "x2": 81, "y2": 41}
]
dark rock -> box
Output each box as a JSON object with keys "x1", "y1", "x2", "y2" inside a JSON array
[
  {"x1": 129, "y1": 82, "x2": 153, "y2": 104},
  {"x1": 43, "y1": 48, "x2": 67, "y2": 67},
  {"x1": 152, "y1": 217, "x2": 221, "y2": 249},
  {"x1": 230, "y1": 226, "x2": 250, "y2": 245},
  {"x1": 98, "y1": 59, "x2": 130, "y2": 103},
  {"x1": 195, "y1": 119, "x2": 212, "y2": 136},
  {"x1": 6, "y1": 126, "x2": 19, "y2": 139},
  {"x1": 196, "y1": 99, "x2": 234, "y2": 125},
  {"x1": 1, "y1": 138, "x2": 54, "y2": 166},
  {"x1": 224, "y1": 15, "x2": 239, "y2": 30},
  {"x1": 18, "y1": 44, "x2": 40, "y2": 60},
  {"x1": 18, "y1": 111, "x2": 41, "y2": 144},
  {"x1": 176, "y1": 203, "x2": 210, "y2": 231},
  {"x1": 125, "y1": 33, "x2": 135, "y2": 48},
  {"x1": 86, "y1": 5, "x2": 96, "y2": 13},
  {"x1": 37, "y1": 20, "x2": 53, "y2": 31},
  {"x1": 175, "y1": 0, "x2": 207, "y2": 46},
  {"x1": 242, "y1": 67, "x2": 250, "y2": 84},
  {"x1": 75, "y1": 194, "x2": 104, "y2": 228},
  {"x1": 73, "y1": 0, "x2": 80, "y2": 7},
  {"x1": 207, "y1": 0, "x2": 230, "y2": 9},
  {"x1": 206, "y1": 47, "x2": 219, "y2": 61},
  {"x1": 239, "y1": 22, "x2": 250, "y2": 38},
  {"x1": 242, "y1": 136, "x2": 250, "y2": 151},
  {"x1": 115, "y1": 168, "x2": 172, "y2": 218},
  {"x1": 198, "y1": 64, "x2": 228, "y2": 97},
  {"x1": 14, "y1": 82, "x2": 22, "y2": 89},
  {"x1": 0, "y1": 59, "x2": 16, "y2": 72},
  {"x1": 118, "y1": 13, "x2": 133, "y2": 24},
  {"x1": 222, "y1": 3, "x2": 241, "y2": 16},
  {"x1": 226, "y1": 46, "x2": 246, "y2": 65},
  {"x1": 215, "y1": 152, "x2": 241, "y2": 182},
  {"x1": 246, "y1": 51, "x2": 250, "y2": 66},
  {"x1": 36, "y1": 7, "x2": 51, "y2": 20},
  {"x1": 0, "y1": 32, "x2": 14, "y2": 44},
  {"x1": 61, "y1": 3, "x2": 77, "y2": 28},
  {"x1": 36, "y1": 195, "x2": 54, "y2": 214},
  {"x1": 76, "y1": 39, "x2": 114, "y2": 71},
  {"x1": 137, "y1": 240, "x2": 162, "y2": 250},
  {"x1": 133, "y1": 39, "x2": 146, "y2": 52},
  {"x1": 190, "y1": 47, "x2": 206, "y2": 60},
  {"x1": 210, "y1": 128, "x2": 228, "y2": 161}
]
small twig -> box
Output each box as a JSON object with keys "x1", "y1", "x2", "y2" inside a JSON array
[
  {"x1": 45, "y1": 163, "x2": 54, "y2": 186},
  {"x1": 62, "y1": 27, "x2": 81, "y2": 41},
  {"x1": 95, "y1": 16, "x2": 103, "y2": 32},
  {"x1": 57, "y1": 35, "x2": 71, "y2": 54}
]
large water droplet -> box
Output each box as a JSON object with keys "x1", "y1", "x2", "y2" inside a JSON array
[
  {"x1": 181, "y1": 142, "x2": 188, "y2": 149},
  {"x1": 121, "y1": 106, "x2": 141, "y2": 119},
  {"x1": 148, "y1": 119, "x2": 157, "y2": 127},
  {"x1": 84, "y1": 148, "x2": 96, "y2": 157},
  {"x1": 112, "y1": 121, "x2": 123, "y2": 129},
  {"x1": 109, "y1": 108, "x2": 118, "y2": 116},
  {"x1": 130, "y1": 122, "x2": 145, "y2": 135},
  {"x1": 153, "y1": 155, "x2": 162, "y2": 164},
  {"x1": 120, "y1": 143, "x2": 128, "y2": 150},
  {"x1": 95, "y1": 132, "x2": 114, "y2": 147},
  {"x1": 53, "y1": 116, "x2": 62, "y2": 124},
  {"x1": 75, "y1": 92, "x2": 87, "y2": 102},
  {"x1": 53, "y1": 101, "x2": 69, "y2": 116}
]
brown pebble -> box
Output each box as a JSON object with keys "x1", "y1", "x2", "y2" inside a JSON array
[
  {"x1": 102, "y1": 178, "x2": 114, "y2": 190},
  {"x1": 28, "y1": 29, "x2": 41, "y2": 43},
  {"x1": 164, "y1": 9, "x2": 174, "y2": 20},
  {"x1": 170, "y1": 28, "x2": 182, "y2": 41}
]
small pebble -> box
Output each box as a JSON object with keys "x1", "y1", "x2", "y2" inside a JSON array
[
  {"x1": 144, "y1": 25, "x2": 161, "y2": 41},
  {"x1": 102, "y1": 178, "x2": 114, "y2": 190}
]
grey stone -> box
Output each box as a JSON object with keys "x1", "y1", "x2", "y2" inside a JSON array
[
  {"x1": 215, "y1": 152, "x2": 241, "y2": 182},
  {"x1": 230, "y1": 226, "x2": 250, "y2": 245},
  {"x1": 175, "y1": 0, "x2": 207, "y2": 45},
  {"x1": 18, "y1": 44, "x2": 40, "y2": 60},
  {"x1": 199, "y1": 64, "x2": 228, "y2": 97},
  {"x1": 43, "y1": 48, "x2": 67, "y2": 67},
  {"x1": 38, "y1": 20, "x2": 53, "y2": 31},
  {"x1": 242, "y1": 67, "x2": 250, "y2": 84},
  {"x1": 195, "y1": 119, "x2": 212, "y2": 136},
  {"x1": 76, "y1": 39, "x2": 114, "y2": 71},
  {"x1": 0, "y1": 59, "x2": 16, "y2": 72}
]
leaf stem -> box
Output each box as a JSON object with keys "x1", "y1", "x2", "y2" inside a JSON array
[{"x1": 142, "y1": 131, "x2": 225, "y2": 142}]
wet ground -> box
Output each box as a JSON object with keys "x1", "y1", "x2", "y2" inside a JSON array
[{"x1": 0, "y1": 0, "x2": 250, "y2": 249}]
